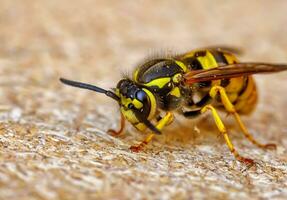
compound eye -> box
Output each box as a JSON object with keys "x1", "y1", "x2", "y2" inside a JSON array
[{"x1": 136, "y1": 90, "x2": 146, "y2": 102}]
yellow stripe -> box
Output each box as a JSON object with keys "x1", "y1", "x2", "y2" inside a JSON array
[
  {"x1": 234, "y1": 77, "x2": 257, "y2": 114},
  {"x1": 120, "y1": 108, "x2": 138, "y2": 124},
  {"x1": 223, "y1": 53, "x2": 238, "y2": 64},
  {"x1": 197, "y1": 50, "x2": 218, "y2": 69},
  {"x1": 144, "y1": 77, "x2": 171, "y2": 88},
  {"x1": 237, "y1": 77, "x2": 255, "y2": 100},
  {"x1": 225, "y1": 77, "x2": 244, "y2": 93},
  {"x1": 227, "y1": 93, "x2": 238, "y2": 103},
  {"x1": 234, "y1": 99, "x2": 246, "y2": 111},
  {"x1": 175, "y1": 60, "x2": 187, "y2": 72}
]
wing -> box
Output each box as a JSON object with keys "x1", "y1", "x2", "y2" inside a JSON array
[{"x1": 184, "y1": 62, "x2": 287, "y2": 84}]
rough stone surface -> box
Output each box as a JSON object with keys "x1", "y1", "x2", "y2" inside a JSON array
[{"x1": 0, "y1": 1, "x2": 286, "y2": 199}]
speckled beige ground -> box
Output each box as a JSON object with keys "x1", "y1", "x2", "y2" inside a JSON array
[{"x1": 0, "y1": 1, "x2": 287, "y2": 200}]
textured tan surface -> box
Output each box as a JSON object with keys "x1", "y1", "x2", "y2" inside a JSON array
[{"x1": 0, "y1": 0, "x2": 287, "y2": 199}]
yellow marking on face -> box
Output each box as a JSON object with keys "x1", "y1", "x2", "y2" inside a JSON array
[
  {"x1": 132, "y1": 99, "x2": 143, "y2": 109},
  {"x1": 121, "y1": 96, "x2": 132, "y2": 107},
  {"x1": 142, "y1": 88, "x2": 157, "y2": 120},
  {"x1": 120, "y1": 96, "x2": 142, "y2": 110},
  {"x1": 175, "y1": 60, "x2": 187, "y2": 72},
  {"x1": 144, "y1": 77, "x2": 171, "y2": 88},
  {"x1": 120, "y1": 107, "x2": 139, "y2": 124},
  {"x1": 197, "y1": 50, "x2": 218, "y2": 69},
  {"x1": 169, "y1": 87, "x2": 181, "y2": 97}
]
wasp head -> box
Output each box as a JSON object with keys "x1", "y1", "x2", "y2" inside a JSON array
[
  {"x1": 115, "y1": 79, "x2": 160, "y2": 134},
  {"x1": 59, "y1": 78, "x2": 160, "y2": 134}
]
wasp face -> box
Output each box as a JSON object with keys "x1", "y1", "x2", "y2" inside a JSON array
[{"x1": 116, "y1": 79, "x2": 158, "y2": 133}]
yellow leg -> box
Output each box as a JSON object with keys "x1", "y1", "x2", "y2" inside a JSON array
[
  {"x1": 107, "y1": 113, "x2": 125, "y2": 136},
  {"x1": 130, "y1": 112, "x2": 174, "y2": 152},
  {"x1": 201, "y1": 105, "x2": 254, "y2": 165},
  {"x1": 210, "y1": 86, "x2": 276, "y2": 149}
]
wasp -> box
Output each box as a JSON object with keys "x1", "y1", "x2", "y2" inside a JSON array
[{"x1": 60, "y1": 47, "x2": 287, "y2": 165}]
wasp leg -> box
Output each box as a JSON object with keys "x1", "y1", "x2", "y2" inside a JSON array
[
  {"x1": 130, "y1": 112, "x2": 174, "y2": 152},
  {"x1": 201, "y1": 105, "x2": 254, "y2": 165},
  {"x1": 209, "y1": 86, "x2": 276, "y2": 150},
  {"x1": 107, "y1": 113, "x2": 125, "y2": 136},
  {"x1": 209, "y1": 86, "x2": 276, "y2": 149}
]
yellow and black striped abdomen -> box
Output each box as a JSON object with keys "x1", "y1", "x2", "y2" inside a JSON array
[
  {"x1": 220, "y1": 75, "x2": 257, "y2": 114},
  {"x1": 179, "y1": 49, "x2": 258, "y2": 114},
  {"x1": 232, "y1": 76, "x2": 257, "y2": 114}
]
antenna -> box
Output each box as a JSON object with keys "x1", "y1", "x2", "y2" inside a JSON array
[{"x1": 59, "y1": 78, "x2": 119, "y2": 101}]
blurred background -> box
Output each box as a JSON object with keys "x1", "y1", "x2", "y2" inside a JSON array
[{"x1": 0, "y1": 0, "x2": 286, "y2": 199}]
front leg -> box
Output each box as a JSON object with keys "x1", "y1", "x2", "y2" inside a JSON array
[
  {"x1": 130, "y1": 112, "x2": 174, "y2": 152},
  {"x1": 107, "y1": 113, "x2": 125, "y2": 136}
]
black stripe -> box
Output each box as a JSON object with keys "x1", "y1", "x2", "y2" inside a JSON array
[
  {"x1": 194, "y1": 51, "x2": 207, "y2": 57},
  {"x1": 211, "y1": 51, "x2": 228, "y2": 65},
  {"x1": 183, "y1": 110, "x2": 201, "y2": 118},
  {"x1": 184, "y1": 57, "x2": 203, "y2": 70},
  {"x1": 233, "y1": 76, "x2": 250, "y2": 106},
  {"x1": 183, "y1": 51, "x2": 207, "y2": 70},
  {"x1": 220, "y1": 79, "x2": 230, "y2": 87},
  {"x1": 198, "y1": 81, "x2": 211, "y2": 88},
  {"x1": 238, "y1": 76, "x2": 249, "y2": 96},
  {"x1": 195, "y1": 94, "x2": 210, "y2": 107}
]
